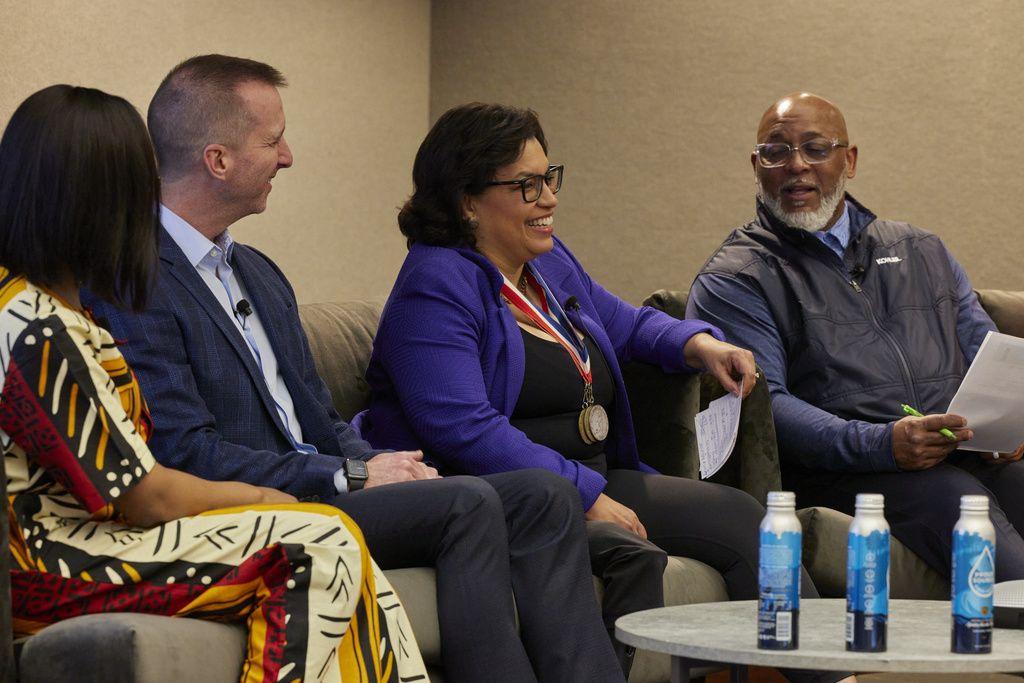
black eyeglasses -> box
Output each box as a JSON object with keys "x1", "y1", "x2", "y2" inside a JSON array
[
  {"x1": 486, "y1": 164, "x2": 564, "y2": 202},
  {"x1": 754, "y1": 138, "x2": 848, "y2": 168}
]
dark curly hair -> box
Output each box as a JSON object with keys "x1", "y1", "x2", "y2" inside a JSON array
[{"x1": 399, "y1": 103, "x2": 547, "y2": 248}]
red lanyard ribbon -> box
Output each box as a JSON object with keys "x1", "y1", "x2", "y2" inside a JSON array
[{"x1": 501, "y1": 267, "x2": 592, "y2": 384}]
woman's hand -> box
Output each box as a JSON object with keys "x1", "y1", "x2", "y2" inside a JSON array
[
  {"x1": 585, "y1": 493, "x2": 647, "y2": 539},
  {"x1": 683, "y1": 332, "x2": 757, "y2": 398}
]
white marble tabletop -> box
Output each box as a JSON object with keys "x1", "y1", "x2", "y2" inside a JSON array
[{"x1": 616, "y1": 599, "x2": 1024, "y2": 673}]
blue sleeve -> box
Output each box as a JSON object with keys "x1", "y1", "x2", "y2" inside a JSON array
[
  {"x1": 686, "y1": 273, "x2": 897, "y2": 473},
  {"x1": 554, "y1": 242, "x2": 724, "y2": 371},
  {"x1": 91, "y1": 294, "x2": 349, "y2": 501},
  {"x1": 375, "y1": 261, "x2": 608, "y2": 509},
  {"x1": 944, "y1": 247, "x2": 997, "y2": 364}
]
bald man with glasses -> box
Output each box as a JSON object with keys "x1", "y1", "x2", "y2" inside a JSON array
[{"x1": 686, "y1": 92, "x2": 1024, "y2": 582}]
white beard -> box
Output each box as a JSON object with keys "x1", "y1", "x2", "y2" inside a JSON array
[{"x1": 757, "y1": 174, "x2": 847, "y2": 232}]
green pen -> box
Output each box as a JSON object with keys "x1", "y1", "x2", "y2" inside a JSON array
[{"x1": 900, "y1": 404, "x2": 957, "y2": 441}]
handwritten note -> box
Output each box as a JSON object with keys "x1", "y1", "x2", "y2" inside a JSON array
[{"x1": 695, "y1": 379, "x2": 743, "y2": 479}]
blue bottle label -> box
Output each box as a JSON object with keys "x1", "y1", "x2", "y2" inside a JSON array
[
  {"x1": 846, "y1": 529, "x2": 889, "y2": 651},
  {"x1": 758, "y1": 529, "x2": 801, "y2": 649},
  {"x1": 951, "y1": 530, "x2": 995, "y2": 653}
]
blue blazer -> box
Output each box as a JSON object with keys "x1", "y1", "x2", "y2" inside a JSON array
[
  {"x1": 359, "y1": 237, "x2": 721, "y2": 509},
  {"x1": 85, "y1": 227, "x2": 378, "y2": 500}
]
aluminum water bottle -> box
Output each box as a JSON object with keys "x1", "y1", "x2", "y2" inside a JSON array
[
  {"x1": 758, "y1": 491, "x2": 801, "y2": 649},
  {"x1": 951, "y1": 494, "x2": 996, "y2": 653},
  {"x1": 845, "y1": 493, "x2": 890, "y2": 652}
]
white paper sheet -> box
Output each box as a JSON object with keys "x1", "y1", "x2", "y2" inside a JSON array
[
  {"x1": 947, "y1": 331, "x2": 1024, "y2": 453},
  {"x1": 695, "y1": 379, "x2": 744, "y2": 479}
]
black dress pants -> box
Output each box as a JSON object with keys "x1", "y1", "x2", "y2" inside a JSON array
[
  {"x1": 785, "y1": 453, "x2": 1024, "y2": 581},
  {"x1": 602, "y1": 469, "x2": 849, "y2": 683},
  {"x1": 331, "y1": 469, "x2": 623, "y2": 683},
  {"x1": 588, "y1": 520, "x2": 667, "y2": 676}
]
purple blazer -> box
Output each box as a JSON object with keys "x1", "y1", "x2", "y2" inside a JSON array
[{"x1": 359, "y1": 237, "x2": 723, "y2": 508}]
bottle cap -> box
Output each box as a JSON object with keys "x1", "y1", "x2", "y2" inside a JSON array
[
  {"x1": 766, "y1": 491, "x2": 796, "y2": 507},
  {"x1": 855, "y1": 493, "x2": 884, "y2": 510},
  {"x1": 960, "y1": 495, "x2": 990, "y2": 511}
]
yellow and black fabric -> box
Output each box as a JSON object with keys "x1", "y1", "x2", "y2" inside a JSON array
[{"x1": 0, "y1": 270, "x2": 426, "y2": 682}]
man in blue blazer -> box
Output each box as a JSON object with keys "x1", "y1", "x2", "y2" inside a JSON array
[{"x1": 87, "y1": 55, "x2": 622, "y2": 682}]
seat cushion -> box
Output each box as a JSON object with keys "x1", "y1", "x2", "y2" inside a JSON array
[
  {"x1": 19, "y1": 567, "x2": 443, "y2": 683},
  {"x1": 384, "y1": 567, "x2": 441, "y2": 664},
  {"x1": 20, "y1": 613, "x2": 246, "y2": 683},
  {"x1": 798, "y1": 506, "x2": 946, "y2": 599}
]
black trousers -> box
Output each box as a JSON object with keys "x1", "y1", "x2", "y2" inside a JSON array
[
  {"x1": 785, "y1": 453, "x2": 1024, "y2": 581},
  {"x1": 588, "y1": 520, "x2": 667, "y2": 676},
  {"x1": 602, "y1": 469, "x2": 848, "y2": 683},
  {"x1": 331, "y1": 469, "x2": 622, "y2": 683}
]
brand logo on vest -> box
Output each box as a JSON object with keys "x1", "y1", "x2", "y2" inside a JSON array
[{"x1": 875, "y1": 256, "x2": 903, "y2": 265}]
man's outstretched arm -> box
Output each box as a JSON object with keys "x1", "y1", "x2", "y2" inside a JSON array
[{"x1": 687, "y1": 273, "x2": 903, "y2": 473}]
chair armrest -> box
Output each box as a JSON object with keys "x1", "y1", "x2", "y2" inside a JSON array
[
  {"x1": 697, "y1": 369, "x2": 781, "y2": 505},
  {"x1": 621, "y1": 361, "x2": 701, "y2": 479},
  {"x1": 2, "y1": 452, "x2": 15, "y2": 682},
  {"x1": 622, "y1": 360, "x2": 781, "y2": 505}
]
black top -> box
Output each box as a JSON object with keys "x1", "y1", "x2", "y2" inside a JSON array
[{"x1": 511, "y1": 326, "x2": 615, "y2": 474}]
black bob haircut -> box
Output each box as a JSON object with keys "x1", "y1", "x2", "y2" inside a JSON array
[
  {"x1": 398, "y1": 102, "x2": 547, "y2": 249},
  {"x1": 0, "y1": 84, "x2": 159, "y2": 311}
]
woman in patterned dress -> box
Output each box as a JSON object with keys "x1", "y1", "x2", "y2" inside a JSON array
[{"x1": 0, "y1": 85, "x2": 426, "y2": 683}]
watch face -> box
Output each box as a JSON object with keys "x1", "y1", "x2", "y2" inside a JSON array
[{"x1": 347, "y1": 459, "x2": 368, "y2": 479}]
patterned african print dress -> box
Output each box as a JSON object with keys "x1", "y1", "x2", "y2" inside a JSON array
[{"x1": 0, "y1": 271, "x2": 427, "y2": 683}]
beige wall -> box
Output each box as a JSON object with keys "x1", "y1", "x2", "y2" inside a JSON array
[
  {"x1": 3, "y1": 1, "x2": 1023, "y2": 305},
  {"x1": 0, "y1": 0, "x2": 430, "y2": 303},
  {"x1": 431, "y1": 0, "x2": 1024, "y2": 304}
]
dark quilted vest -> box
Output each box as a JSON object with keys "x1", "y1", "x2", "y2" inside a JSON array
[{"x1": 700, "y1": 195, "x2": 964, "y2": 423}]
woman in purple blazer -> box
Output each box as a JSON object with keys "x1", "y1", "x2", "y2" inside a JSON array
[{"x1": 361, "y1": 103, "x2": 851, "y2": 683}]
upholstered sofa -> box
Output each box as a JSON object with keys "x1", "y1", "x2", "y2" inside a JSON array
[{"x1": 4, "y1": 289, "x2": 1023, "y2": 682}]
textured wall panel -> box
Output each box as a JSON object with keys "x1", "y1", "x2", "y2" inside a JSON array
[
  {"x1": 431, "y1": 0, "x2": 1024, "y2": 303},
  {"x1": 0, "y1": 0, "x2": 430, "y2": 303}
]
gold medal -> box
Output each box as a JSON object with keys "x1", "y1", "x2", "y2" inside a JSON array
[{"x1": 578, "y1": 404, "x2": 609, "y2": 444}]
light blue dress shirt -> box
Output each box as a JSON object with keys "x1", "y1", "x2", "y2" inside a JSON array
[{"x1": 812, "y1": 202, "x2": 852, "y2": 259}]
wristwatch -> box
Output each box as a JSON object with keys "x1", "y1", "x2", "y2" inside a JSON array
[{"x1": 343, "y1": 459, "x2": 369, "y2": 492}]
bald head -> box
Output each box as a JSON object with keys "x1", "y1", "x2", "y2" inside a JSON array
[{"x1": 756, "y1": 92, "x2": 848, "y2": 144}]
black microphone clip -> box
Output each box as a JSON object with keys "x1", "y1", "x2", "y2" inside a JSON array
[
  {"x1": 235, "y1": 299, "x2": 253, "y2": 318},
  {"x1": 564, "y1": 296, "x2": 580, "y2": 311}
]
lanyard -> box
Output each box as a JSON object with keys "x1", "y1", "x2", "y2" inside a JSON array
[{"x1": 500, "y1": 264, "x2": 592, "y2": 386}]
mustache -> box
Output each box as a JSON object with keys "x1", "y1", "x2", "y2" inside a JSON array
[{"x1": 781, "y1": 178, "x2": 819, "y2": 191}]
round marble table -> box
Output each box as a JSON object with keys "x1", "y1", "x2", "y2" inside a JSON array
[{"x1": 616, "y1": 599, "x2": 1024, "y2": 682}]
